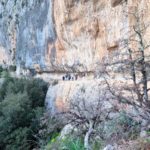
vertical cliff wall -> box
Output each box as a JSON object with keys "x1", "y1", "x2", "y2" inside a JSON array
[
  {"x1": 0, "y1": 0, "x2": 150, "y2": 73},
  {"x1": 0, "y1": 0, "x2": 56, "y2": 73},
  {"x1": 16, "y1": 0, "x2": 56, "y2": 73},
  {"x1": 53, "y1": 0, "x2": 128, "y2": 72}
]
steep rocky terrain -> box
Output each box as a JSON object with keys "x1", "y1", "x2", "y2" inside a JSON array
[
  {"x1": 0, "y1": 0, "x2": 55, "y2": 73},
  {"x1": 0, "y1": 0, "x2": 149, "y2": 73}
]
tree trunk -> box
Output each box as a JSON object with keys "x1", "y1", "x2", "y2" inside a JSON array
[
  {"x1": 134, "y1": 27, "x2": 148, "y2": 102},
  {"x1": 84, "y1": 120, "x2": 94, "y2": 150},
  {"x1": 128, "y1": 48, "x2": 142, "y2": 103}
]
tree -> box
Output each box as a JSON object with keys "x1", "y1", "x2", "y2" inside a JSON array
[
  {"x1": 0, "y1": 77, "x2": 48, "y2": 150},
  {"x1": 60, "y1": 85, "x2": 114, "y2": 150},
  {"x1": 100, "y1": 7, "x2": 150, "y2": 126}
]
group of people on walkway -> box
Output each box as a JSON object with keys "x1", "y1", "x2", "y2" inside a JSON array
[
  {"x1": 62, "y1": 72, "x2": 87, "y2": 81},
  {"x1": 62, "y1": 73, "x2": 78, "y2": 81}
]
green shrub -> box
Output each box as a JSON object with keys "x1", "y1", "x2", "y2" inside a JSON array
[
  {"x1": 0, "y1": 66, "x2": 9, "y2": 78},
  {"x1": 62, "y1": 137, "x2": 84, "y2": 150},
  {"x1": 46, "y1": 136, "x2": 84, "y2": 150},
  {"x1": 0, "y1": 77, "x2": 48, "y2": 150},
  {"x1": 104, "y1": 112, "x2": 141, "y2": 143},
  {"x1": 37, "y1": 112, "x2": 65, "y2": 149},
  {"x1": 45, "y1": 133, "x2": 105, "y2": 150},
  {"x1": 91, "y1": 139, "x2": 105, "y2": 150},
  {"x1": 0, "y1": 70, "x2": 10, "y2": 78},
  {"x1": 9, "y1": 65, "x2": 16, "y2": 72},
  {"x1": 0, "y1": 66, "x2": 3, "y2": 72}
]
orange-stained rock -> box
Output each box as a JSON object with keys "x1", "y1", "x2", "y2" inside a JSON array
[
  {"x1": 53, "y1": 0, "x2": 127, "y2": 72},
  {"x1": 52, "y1": 0, "x2": 150, "y2": 72},
  {"x1": 55, "y1": 97, "x2": 68, "y2": 112},
  {"x1": 55, "y1": 39, "x2": 65, "y2": 51},
  {"x1": 0, "y1": 0, "x2": 150, "y2": 73}
]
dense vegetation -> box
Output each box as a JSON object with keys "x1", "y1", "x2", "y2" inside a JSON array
[
  {"x1": 0, "y1": 73, "x2": 142, "y2": 150},
  {"x1": 43, "y1": 112, "x2": 141, "y2": 150},
  {"x1": 0, "y1": 76, "x2": 48, "y2": 150}
]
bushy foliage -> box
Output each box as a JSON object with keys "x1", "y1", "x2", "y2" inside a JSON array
[
  {"x1": 45, "y1": 134, "x2": 104, "y2": 150},
  {"x1": 37, "y1": 113, "x2": 65, "y2": 149},
  {"x1": 0, "y1": 67, "x2": 9, "y2": 78},
  {"x1": 103, "y1": 112, "x2": 141, "y2": 143},
  {"x1": 0, "y1": 77, "x2": 48, "y2": 150},
  {"x1": 46, "y1": 135, "x2": 85, "y2": 150}
]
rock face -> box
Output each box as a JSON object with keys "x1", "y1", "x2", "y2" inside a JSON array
[
  {"x1": 16, "y1": 0, "x2": 56, "y2": 73},
  {"x1": 0, "y1": 0, "x2": 56, "y2": 72},
  {"x1": 45, "y1": 80, "x2": 113, "y2": 113},
  {"x1": 0, "y1": 0, "x2": 150, "y2": 73},
  {"x1": 53, "y1": 0, "x2": 127, "y2": 72}
]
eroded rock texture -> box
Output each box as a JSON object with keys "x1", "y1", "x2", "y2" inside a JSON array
[
  {"x1": 53, "y1": 0, "x2": 127, "y2": 72},
  {"x1": 0, "y1": 0, "x2": 150, "y2": 73},
  {"x1": 16, "y1": 0, "x2": 56, "y2": 73}
]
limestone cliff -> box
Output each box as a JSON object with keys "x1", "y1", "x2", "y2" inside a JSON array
[
  {"x1": 0, "y1": 0, "x2": 150, "y2": 73},
  {"x1": 0, "y1": 0, "x2": 56, "y2": 73}
]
